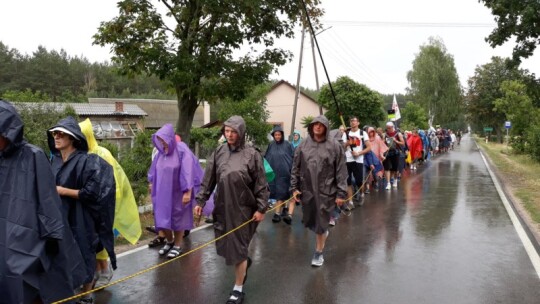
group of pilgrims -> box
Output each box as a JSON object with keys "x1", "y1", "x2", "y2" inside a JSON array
[{"x1": 1, "y1": 97, "x2": 461, "y2": 304}]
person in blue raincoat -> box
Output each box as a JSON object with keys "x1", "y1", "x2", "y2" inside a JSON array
[
  {"x1": 48, "y1": 116, "x2": 115, "y2": 304},
  {"x1": 265, "y1": 126, "x2": 295, "y2": 225},
  {"x1": 0, "y1": 100, "x2": 86, "y2": 303}
]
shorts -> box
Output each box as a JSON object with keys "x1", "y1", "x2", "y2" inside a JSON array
[
  {"x1": 346, "y1": 162, "x2": 364, "y2": 187},
  {"x1": 383, "y1": 154, "x2": 400, "y2": 172}
]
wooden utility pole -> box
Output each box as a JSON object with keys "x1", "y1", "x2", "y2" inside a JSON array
[
  {"x1": 290, "y1": 26, "x2": 306, "y2": 140},
  {"x1": 310, "y1": 31, "x2": 323, "y2": 115}
]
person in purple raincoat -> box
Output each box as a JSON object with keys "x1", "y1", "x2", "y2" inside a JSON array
[{"x1": 148, "y1": 124, "x2": 203, "y2": 259}]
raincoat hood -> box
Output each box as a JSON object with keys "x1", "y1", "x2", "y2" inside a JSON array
[
  {"x1": 79, "y1": 118, "x2": 98, "y2": 152},
  {"x1": 308, "y1": 115, "x2": 330, "y2": 141},
  {"x1": 222, "y1": 115, "x2": 246, "y2": 148},
  {"x1": 47, "y1": 116, "x2": 88, "y2": 155},
  {"x1": 291, "y1": 129, "x2": 302, "y2": 147},
  {"x1": 271, "y1": 125, "x2": 285, "y2": 143},
  {"x1": 0, "y1": 100, "x2": 25, "y2": 157},
  {"x1": 153, "y1": 124, "x2": 177, "y2": 156}
]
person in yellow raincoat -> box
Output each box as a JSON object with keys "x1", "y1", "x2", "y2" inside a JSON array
[{"x1": 79, "y1": 119, "x2": 142, "y2": 288}]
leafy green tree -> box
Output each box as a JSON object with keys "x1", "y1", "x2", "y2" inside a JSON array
[
  {"x1": 15, "y1": 102, "x2": 78, "y2": 154},
  {"x1": 218, "y1": 83, "x2": 272, "y2": 148},
  {"x1": 465, "y1": 56, "x2": 537, "y2": 141},
  {"x1": 318, "y1": 76, "x2": 385, "y2": 129},
  {"x1": 401, "y1": 102, "x2": 429, "y2": 130},
  {"x1": 480, "y1": 0, "x2": 540, "y2": 65},
  {"x1": 93, "y1": 0, "x2": 322, "y2": 144},
  {"x1": 301, "y1": 115, "x2": 315, "y2": 129},
  {"x1": 407, "y1": 37, "x2": 462, "y2": 127},
  {"x1": 494, "y1": 80, "x2": 538, "y2": 152},
  {"x1": 2, "y1": 89, "x2": 50, "y2": 102}
]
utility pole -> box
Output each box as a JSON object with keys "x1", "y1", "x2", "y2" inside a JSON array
[
  {"x1": 290, "y1": 26, "x2": 306, "y2": 140},
  {"x1": 310, "y1": 31, "x2": 323, "y2": 115}
]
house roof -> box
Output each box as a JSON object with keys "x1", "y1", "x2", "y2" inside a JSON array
[
  {"x1": 71, "y1": 103, "x2": 147, "y2": 116},
  {"x1": 14, "y1": 102, "x2": 147, "y2": 117},
  {"x1": 269, "y1": 80, "x2": 320, "y2": 105}
]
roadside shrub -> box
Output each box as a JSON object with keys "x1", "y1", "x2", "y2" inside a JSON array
[
  {"x1": 190, "y1": 127, "x2": 221, "y2": 160},
  {"x1": 526, "y1": 124, "x2": 540, "y2": 162}
]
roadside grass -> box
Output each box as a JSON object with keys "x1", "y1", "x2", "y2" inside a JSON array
[{"x1": 477, "y1": 139, "x2": 540, "y2": 224}]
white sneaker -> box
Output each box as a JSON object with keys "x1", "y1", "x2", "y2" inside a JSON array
[
  {"x1": 94, "y1": 262, "x2": 113, "y2": 288},
  {"x1": 392, "y1": 180, "x2": 398, "y2": 188},
  {"x1": 311, "y1": 252, "x2": 324, "y2": 267},
  {"x1": 385, "y1": 184, "x2": 391, "y2": 190},
  {"x1": 329, "y1": 217, "x2": 336, "y2": 226}
]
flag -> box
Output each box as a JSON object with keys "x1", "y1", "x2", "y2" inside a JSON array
[{"x1": 391, "y1": 94, "x2": 401, "y2": 121}]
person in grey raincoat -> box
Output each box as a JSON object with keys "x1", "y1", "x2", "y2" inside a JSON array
[
  {"x1": 48, "y1": 116, "x2": 116, "y2": 303},
  {"x1": 265, "y1": 126, "x2": 294, "y2": 225},
  {"x1": 195, "y1": 116, "x2": 268, "y2": 304},
  {"x1": 290, "y1": 115, "x2": 348, "y2": 267},
  {"x1": 0, "y1": 100, "x2": 85, "y2": 303}
]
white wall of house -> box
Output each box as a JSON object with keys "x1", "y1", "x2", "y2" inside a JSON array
[{"x1": 265, "y1": 82, "x2": 324, "y2": 139}]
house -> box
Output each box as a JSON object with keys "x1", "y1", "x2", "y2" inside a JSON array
[
  {"x1": 15, "y1": 101, "x2": 147, "y2": 149},
  {"x1": 88, "y1": 98, "x2": 211, "y2": 129},
  {"x1": 266, "y1": 80, "x2": 326, "y2": 139}
]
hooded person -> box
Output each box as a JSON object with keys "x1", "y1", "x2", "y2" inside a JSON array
[
  {"x1": 406, "y1": 128, "x2": 423, "y2": 171},
  {"x1": 265, "y1": 126, "x2": 295, "y2": 225},
  {"x1": 0, "y1": 100, "x2": 86, "y2": 303},
  {"x1": 291, "y1": 129, "x2": 302, "y2": 149},
  {"x1": 79, "y1": 118, "x2": 142, "y2": 288},
  {"x1": 290, "y1": 115, "x2": 348, "y2": 267},
  {"x1": 148, "y1": 123, "x2": 203, "y2": 259},
  {"x1": 195, "y1": 116, "x2": 269, "y2": 304},
  {"x1": 48, "y1": 116, "x2": 116, "y2": 302}
]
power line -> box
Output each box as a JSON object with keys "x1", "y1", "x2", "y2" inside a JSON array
[{"x1": 323, "y1": 20, "x2": 495, "y2": 28}]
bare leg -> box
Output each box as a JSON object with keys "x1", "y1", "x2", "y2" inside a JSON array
[
  {"x1": 173, "y1": 231, "x2": 183, "y2": 247},
  {"x1": 163, "y1": 230, "x2": 174, "y2": 243},
  {"x1": 316, "y1": 232, "x2": 328, "y2": 252},
  {"x1": 275, "y1": 200, "x2": 283, "y2": 214},
  {"x1": 234, "y1": 259, "x2": 248, "y2": 286},
  {"x1": 288, "y1": 200, "x2": 295, "y2": 215}
]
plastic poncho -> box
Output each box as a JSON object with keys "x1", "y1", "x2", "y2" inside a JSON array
[
  {"x1": 0, "y1": 100, "x2": 85, "y2": 303},
  {"x1": 196, "y1": 116, "x2": 269, "y2": 265},
  {"x1": 79, "y1": 119, "x2": 141, "y2": 245},
  {"x1": 290, "y1": 115, "x2": 348, "y2": 234},
  {"x1": 407, "y1": 132, "x2": 423, "y2": 161},
  {"x1": 265, "y1": 126, "x2": 294, "y2": 201},
  {"x1": 48, "y1": 116, "x2": 116, "y2": 284},
  {"x1": 148, "y1": 124, "x2": 203, "y2": 231},
  {"x1": 291, "y1": 129, "x2": 302, "y2": 149}
]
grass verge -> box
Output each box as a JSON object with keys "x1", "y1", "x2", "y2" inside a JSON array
[{"x1": 477, "y1": 139, "x2": 540, "y2": 224}]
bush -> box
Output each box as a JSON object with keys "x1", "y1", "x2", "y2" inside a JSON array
[
  {"x1": 190, "y1": 127, "x2": 222, "y2": 160},
  {"x1": 526, "y1": 124, "x2": 540, "y2": 161},
  {"x1": 119, "y1": 131, "x2": 154, "y2": 205},
  {"x1": 15, "y1": 102, "x2": 78, "y2": 154}
]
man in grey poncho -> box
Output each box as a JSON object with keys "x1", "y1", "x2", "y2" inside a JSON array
[
  {"x1": 290, "y1": 115, "x2": 348, "y2": 267},
  {"x1": 195, "y1": 116, "x2": 268, "y2": 304}
]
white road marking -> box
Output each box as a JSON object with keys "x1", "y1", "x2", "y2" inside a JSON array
[
  {"x1": 477, "y1": 142, "x2": 540, "y2": 278},
  {"x1": 116, "y1": 223, "x2": 212, "y2": 259}
]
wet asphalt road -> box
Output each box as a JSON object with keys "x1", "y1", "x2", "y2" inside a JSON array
[{"x1": 95, "y1": 135, "x2": 540, "y2": 304}]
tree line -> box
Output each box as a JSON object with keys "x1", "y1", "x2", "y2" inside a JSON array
[{"x1": 0, "y1": 41, "x2": 175, "y2": 102}]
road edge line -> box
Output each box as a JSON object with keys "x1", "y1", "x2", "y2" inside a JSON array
[
  {"x1": 476, "y1": 141, "x2": 540, "y2": 278},
  {"x1": 116, "y1": 223, "x2": 213, "y2": 259}
]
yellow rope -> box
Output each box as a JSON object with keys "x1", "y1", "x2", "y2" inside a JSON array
[{"x1": 53, "y1": 168, "x2": 374, "y2": 303}]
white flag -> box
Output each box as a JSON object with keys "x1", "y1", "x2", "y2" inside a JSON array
[{"x1": 391, "y1": 94, "x2": 401, "y2": 121}]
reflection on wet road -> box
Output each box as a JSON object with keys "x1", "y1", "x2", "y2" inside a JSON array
[{"x1": 96, "y1": 136, "x2": 540, "y2": 304}]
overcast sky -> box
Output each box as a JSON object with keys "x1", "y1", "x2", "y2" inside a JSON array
[{"x1": 1, "y1": 0, "x2": 538, "y2": 95}]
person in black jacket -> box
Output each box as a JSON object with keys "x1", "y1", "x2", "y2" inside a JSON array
[
  {"x1": 47, "y1": 116, "x2": 115, "y2": 304},
  {"x1": 0, "y1": 100, "x2": 86, "y2": 303}
]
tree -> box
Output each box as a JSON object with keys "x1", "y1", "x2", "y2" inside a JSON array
[
  {"x1": 93, "y1": 0, "x2": 322, "y2": 144},
  {"x1": 318, "y1": 76, "x2": 385, "y2": 129},
  {"x1": 480, "y1": 0, "x2": 540, "y2": 65},
  {"x1": 494, "y1": 80, "x2": 538, "y2": 151},
  {"x1": 407, "y1": 37, "x2": 462, "y2": 127},
  {"x1": 218, "y1": 83, "x2": 273, "y2": 148},
  {"x1": 465, "y1": 56, "x2": 536, "y2": 141},
  {"x1": 400, "y1": 101, "x2": 429, "y2": 130}
]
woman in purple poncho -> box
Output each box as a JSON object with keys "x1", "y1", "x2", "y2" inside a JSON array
[{"x1": 148, "y1": 124, "x2": 203, "y2": 259}]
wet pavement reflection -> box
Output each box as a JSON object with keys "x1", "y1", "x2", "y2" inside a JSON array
[{"x1": 96, "y1": 135, "x2": 540, "y2": 303}]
